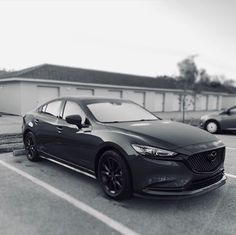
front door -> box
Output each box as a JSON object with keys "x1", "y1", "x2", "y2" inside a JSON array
[
  {"x1": 56, "y1": 100, "x2": 101, "y2": 168},
  {"x1": 221, "y1": 106, "x2": 236, "y2": 130}
]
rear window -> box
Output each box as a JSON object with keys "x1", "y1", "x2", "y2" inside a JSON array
[{"x1": 40, "y1": 100, "x2": 62, "y2": 117}]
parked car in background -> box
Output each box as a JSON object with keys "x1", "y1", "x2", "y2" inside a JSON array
[
  {"x1": 200, "y1": 106, "x2": 236, "y2": 133},
  {"x1": 23, "y1": 97, "x2": 226, "y2": 200}
]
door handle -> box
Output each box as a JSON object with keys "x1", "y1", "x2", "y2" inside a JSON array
[{"x1": 56, "y1": 126, "x2": 63, "y2": 133}]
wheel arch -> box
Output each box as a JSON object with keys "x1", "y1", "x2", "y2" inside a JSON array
[
  {"x1": 94, "y1": 143, "x2": 133, "y2": 186},
  {"x1": 23, "y1": 129, "x2": 33, "y2": 143}
]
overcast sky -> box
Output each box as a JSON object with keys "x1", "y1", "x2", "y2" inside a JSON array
[{"x1": 0, "y1": 0, "x2": 235, "y2": 80}]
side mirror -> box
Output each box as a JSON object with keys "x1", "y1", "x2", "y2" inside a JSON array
[
  {"x1": 221, "y1": 110, "x2": 228, "y2": 115},
  {"x1": 226, "y1": 109, "x2": 231, "y2": 115},
  {"x1": 66, "y1": 115, "x2": 83, "y2": 128}
]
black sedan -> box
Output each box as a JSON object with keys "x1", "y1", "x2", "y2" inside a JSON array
[{"x1": 23, "y1": 97, "x2": 226, "y2": 200}]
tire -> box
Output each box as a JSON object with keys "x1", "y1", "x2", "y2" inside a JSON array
[
  {"x1": 24, "y1": 132, "x2": 40, "y2": 162},
  {"x1": 98, "y1": 150, "x2": 132, "y2": 200},
  {"x1": 205, "y1": 121, "x2": 219, "y2": 134}
]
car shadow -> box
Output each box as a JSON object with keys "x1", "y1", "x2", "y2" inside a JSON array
[
  {"x1": 12, "y1": 155, "x2": 229, "y2": 215},
  {"x1": 215, "y1": 131, "x2": 236, "y2": 136},
  {"x1": 112, "y1": 186, "x2": 228, "y2": 214}
]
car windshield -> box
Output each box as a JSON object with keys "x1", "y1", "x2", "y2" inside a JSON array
[{"x1": 86, "y1": 101, "x2": 158, "y2": 123}]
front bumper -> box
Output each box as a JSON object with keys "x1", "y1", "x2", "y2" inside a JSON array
[
  {"x1": 199, "y1": 119, "x2": 207, "y2": 130},
  {"x1": 129, "y1": 146, "x2": 226, "y2": 199},
  {"x1": 136, "y1": 173, "x2": 226, "y2": 199}
]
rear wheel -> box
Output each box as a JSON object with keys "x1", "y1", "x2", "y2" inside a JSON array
[
  {"x1": 205, "y1": 121, "x2": 219, "y2": 134},
  {"x1": 98, "y1": 150, "x2": 132, "y2": 200},
  {"x1": 24, "y1": 132, "x2": 40, "y2": 162}
]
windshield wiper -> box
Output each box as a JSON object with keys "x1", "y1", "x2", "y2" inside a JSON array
[
  {"x1": 103, "y1": 121, "x2": 121, "y2": 123},
  {"x1": 104, "y1": 119, "x2": 159, "y2": 123}
]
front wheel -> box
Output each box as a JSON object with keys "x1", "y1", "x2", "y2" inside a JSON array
[
  {"x1": 205, "y1": 121, "x2": 219, "y2": 134},
  {"x1": 24, "y1": 132, "x2": 40, "y2": 162},
  {"x1": 98, "y1": 150, "x2": 132, "y2": 200}
]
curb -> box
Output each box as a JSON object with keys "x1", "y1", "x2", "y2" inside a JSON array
[
  {"x1": 13, "y1": 149, "x2": 26, "y2": 156},
  {"x1": 0, "y1": 133, "x2": 23, "y2": 154}
]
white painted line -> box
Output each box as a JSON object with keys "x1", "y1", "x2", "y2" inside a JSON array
[
  {"x1": 226, "y1": 173, "x2": 236, "y2": 179},
  {"x1": 226, "y1": 147, "x2": 236, "y2": 150},
  {"x1": 0, "y1": 159, "x2": 139, "y2": 235}
]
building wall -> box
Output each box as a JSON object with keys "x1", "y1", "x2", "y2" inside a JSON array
[
  {"x1": 221, "y1": 96, "x2": 236, "y2": 109},
  {"x1": 0, "y1": 79, "x2": 229, "y2": 116},
  {"x1": 195, "y1": 94, "x2": 207, "y2": 111},
  {"x1": 164, "y1": 93, "x2": 180, "y2": 111},
  {"x1": 20, "y1": 82, "x2": 38, "y2": 114},
  {"x1": 207, "y1": 95, "x2": 218, "y2": 110},
  {"x1": 0, "y1": 82, "x2": 21, "y2": 115}
]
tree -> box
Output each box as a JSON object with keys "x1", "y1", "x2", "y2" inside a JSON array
[
  {"x1": 177, "y1": 55, "x2": 198, "y2": 123},
  {"x1": 198, "y1": 69, "x2": 210, "y2": 85},
  {"x1": 177, "y1": 55, "x2": 198, "y2": 86},
  {"x1": 223, "y1": 79, "x2": 235, "y2": 87}
]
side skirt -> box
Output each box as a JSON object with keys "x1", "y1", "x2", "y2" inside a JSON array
[{"x1": 40, "y1": 154, "x2": 96, "y2": 180}]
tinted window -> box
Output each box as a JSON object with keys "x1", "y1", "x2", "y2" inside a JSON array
[
  {"x1": 45, "y1": 101, "x2": 61, "y2": 117},
  {"x1": 63, "y1": 101, "x2": 86, "y2": 123},
  {"x1": 87, "y1": 101, "x2": 158, "y2": 123}
]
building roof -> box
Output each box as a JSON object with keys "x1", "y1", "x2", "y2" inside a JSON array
[{"x1": 0, "y1": 64, "x2": 235, "y2": 93}]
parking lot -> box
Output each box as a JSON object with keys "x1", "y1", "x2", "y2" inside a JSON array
[{"x1": 0, "y1": 134, "x2": 235, "y2": 235}]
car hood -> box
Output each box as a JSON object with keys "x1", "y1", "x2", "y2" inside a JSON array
[
  {"x1": 108, "y1": 120, "x2": 218, "y2": 150},
  {"x1": 201, "y1": 112, "x2": 221, "y2": 119}
]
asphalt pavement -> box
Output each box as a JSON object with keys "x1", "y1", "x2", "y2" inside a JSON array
[{"x1": 0, "y1": 134, "x2": 236, "y2": 235}]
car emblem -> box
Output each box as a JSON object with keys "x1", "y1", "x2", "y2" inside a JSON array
[{"x1": 207, "y1": 151, "x2": 217, "y2": 162}]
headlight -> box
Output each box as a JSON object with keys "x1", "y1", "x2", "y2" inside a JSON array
[
  {"x1": 132, "y1": 144, "x2": 177, "y2": 157},
  {"x1": 200, "y1": 115, "x2": 208, "y2": 121}
]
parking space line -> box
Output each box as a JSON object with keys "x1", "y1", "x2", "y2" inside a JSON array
[
  {"x1": 0, "y1": 159, "x2": 140, "y2": 235},
  {"x1": 226, "y1": 173, "x2": 236, "y2": 179}
]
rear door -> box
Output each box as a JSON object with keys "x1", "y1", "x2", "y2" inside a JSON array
[{"x1": 36, "y1": 100, "x2": 63, "y2": 156}]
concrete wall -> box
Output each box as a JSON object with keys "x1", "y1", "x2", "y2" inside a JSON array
[
  {"x1": 0, "y1": 82, "x2": 21, "y2": 115},
  {"x1": 20, "y1": 82, "x2": 38, "y2": 114},
  {"x1": 207, "y1": 95, "x2": 218, "y2": 110},
  {"x1": 0, "y1": 80, "x2": 231, "y2": 116},
  {"x1": 221, "y1": 95, "x2": 236, "y2": 109},
  {"x1": 196, "y1": 94, "x2": 207, "y2": 111},
  {"x1": 164, "y1": 93, "x2": 180, "y2": 111}
]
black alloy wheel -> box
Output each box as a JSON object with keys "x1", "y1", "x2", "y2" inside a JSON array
[
  {"x1": 24, "y1": 132, "x2": 40, "y2": 162},
  {"x1": 98, "y1": 150, "x2": 132, "y2": 200}
]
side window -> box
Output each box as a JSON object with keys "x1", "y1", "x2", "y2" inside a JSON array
[
  {"x1": 63, "y1": 101, "x2": 86, "y2": 123},
  {"x1": 44, "y1": 101, "x2": 62, "y2": 117},
  {"x1": 41, "y1": 104, "x2": 47, "y2": 113}
]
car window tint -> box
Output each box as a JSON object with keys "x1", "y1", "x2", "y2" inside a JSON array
[
  {"x1": 63, "y1": 101, "x2": 86, "y2": 123},
  {"x1": 45, "y1": 101, "x2": 61, "y2": 117}
]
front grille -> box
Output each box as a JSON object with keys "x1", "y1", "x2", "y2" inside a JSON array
[{"x1": 187, "y1": 147, "x2": 225, "y2": 172}]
